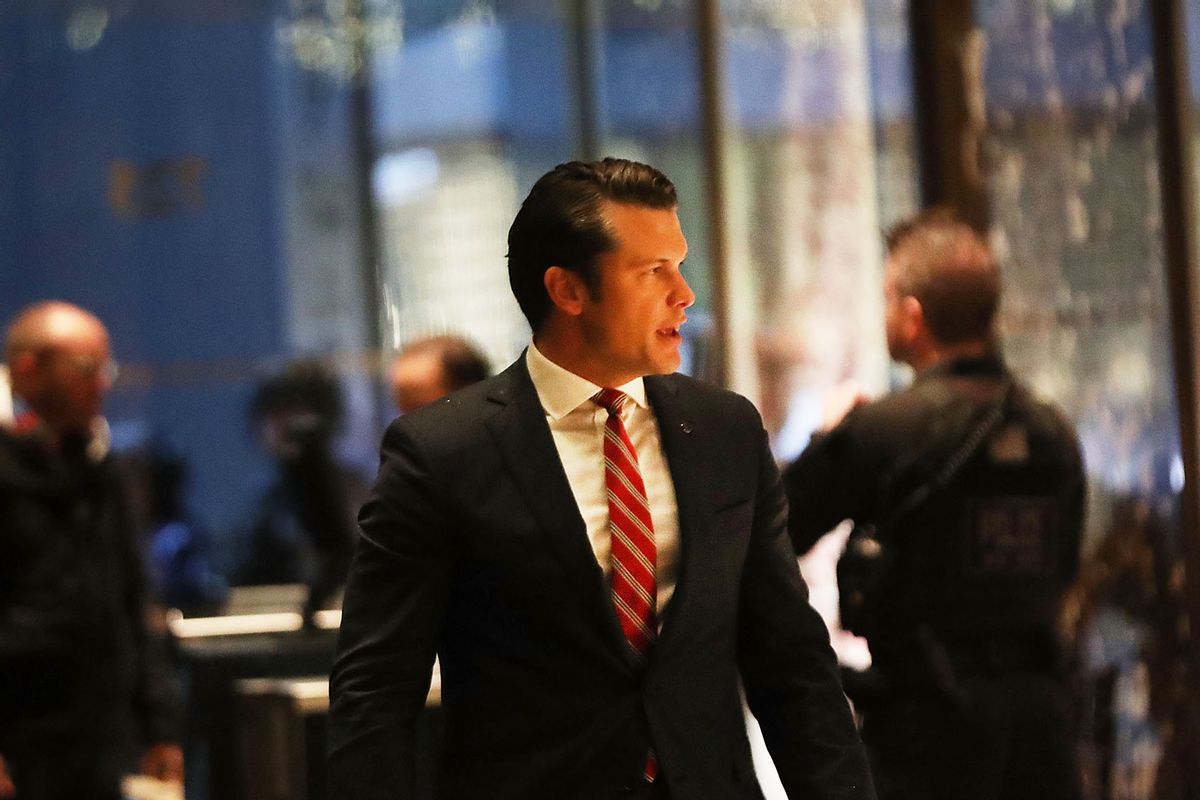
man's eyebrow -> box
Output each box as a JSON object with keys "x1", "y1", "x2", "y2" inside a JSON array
[{"x1": 636, "y1": 255, "x2": 686, "y2": 266}]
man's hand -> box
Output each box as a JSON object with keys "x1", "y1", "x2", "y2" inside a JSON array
[
  {"x1": 140, "y1": 743, "x2": 184, "y2": 784},
  {"x1": 0, "y1": 753, "x2": 16, "y2": 799}
]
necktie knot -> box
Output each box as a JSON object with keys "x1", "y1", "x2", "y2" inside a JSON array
[{"x1": 593, "y1": 388, "x2": 629, "y2": 416}]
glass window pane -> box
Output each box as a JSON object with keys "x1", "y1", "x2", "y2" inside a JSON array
[
  {"x1": 979, "y1": 2, "x2": 1185, "y2": 796},
  {"x1": 720, "y1": 0, "x2": 919, "y2": 462},
  {"x1": 370, "y1": 2, "x2": 578, "y2": 374}
]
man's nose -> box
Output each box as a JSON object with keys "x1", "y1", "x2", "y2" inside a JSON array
[{"x1": 671, "y1": 272, "x2": 696, "y2": 309}]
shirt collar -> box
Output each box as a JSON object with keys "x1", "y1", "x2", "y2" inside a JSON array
[{"x1": 526, "y1": 341, "x2": 647, "y2": 421}]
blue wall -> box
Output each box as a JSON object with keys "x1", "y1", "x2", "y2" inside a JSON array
[{"x1": 0, "y1": 8, "x2": 289, "y2": 559}]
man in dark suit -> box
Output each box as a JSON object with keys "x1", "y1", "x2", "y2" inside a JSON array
[{"x1": 328, "y1": 158, "x2": 874, "y2": 800}]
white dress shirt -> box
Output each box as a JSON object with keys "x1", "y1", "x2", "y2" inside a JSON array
[{"x1": 525, "y1": 342, "x2": 681, "y2": 618}]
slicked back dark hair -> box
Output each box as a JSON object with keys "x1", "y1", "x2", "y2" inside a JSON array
[
  {"x1": 885, "y1": 207, "x2": 1000, "y2": 345},
  {"x1": 507, "y1": 158, "x2": 677, "y2": 332}
]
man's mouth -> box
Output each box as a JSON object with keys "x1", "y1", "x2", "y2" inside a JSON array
[{"x1": 656, "y1": 323, "x2": 684, "y2": 339}]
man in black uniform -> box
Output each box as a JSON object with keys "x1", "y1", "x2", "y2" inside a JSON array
[
  {"x1": 0, "y1": 301, "x2": 183, "y2": 800},
  {"x1": 784, "y1": 210, "x2": 1085, "y2": 800}
]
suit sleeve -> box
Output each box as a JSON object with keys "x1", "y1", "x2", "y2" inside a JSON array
[
  {"x1": 737, "y1": 406, "x2": 876, "y2": 799},
  {"x1": 327, "y1": 419, "x2": 455, "y2": 800}
]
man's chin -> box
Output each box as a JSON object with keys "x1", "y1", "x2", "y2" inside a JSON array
[{"x1": 651, "y1": 353, "x2": 682, "y2": 376}]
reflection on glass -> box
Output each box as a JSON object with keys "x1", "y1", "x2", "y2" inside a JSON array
[{"x1": 980, "y1": 2, "x2": 1187, "y2": 797}]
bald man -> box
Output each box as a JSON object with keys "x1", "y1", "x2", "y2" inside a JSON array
[{"x1": 0, "y1": 302, "x2": 183, "y2": 800}]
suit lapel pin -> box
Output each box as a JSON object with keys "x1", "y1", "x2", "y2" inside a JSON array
[{"x1": 679, "y1": 422, "x2": 693, "y2": 434}]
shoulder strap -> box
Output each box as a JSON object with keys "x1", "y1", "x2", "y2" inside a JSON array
[{"x1": 886, "y1": 377, "x2": 1014, "y2": 525}]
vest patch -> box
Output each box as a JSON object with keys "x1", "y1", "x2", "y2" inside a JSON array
[{"x1": 968, "y1": 496, "x2": 1058, "y2": 577}]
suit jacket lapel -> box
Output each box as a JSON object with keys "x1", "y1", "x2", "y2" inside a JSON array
[
  {"x1": 644, "y1": 375, "x2": 705, "y2": 647},
  {"x1": 484, "y1": 357, "x2": 634, "y2": 668}
]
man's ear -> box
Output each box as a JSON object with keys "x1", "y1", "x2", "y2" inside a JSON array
[
  {"x1": 544, "y1": 266, "x2": 587, "y2": 317},
  {"x1": 7, "y1": 351, "x2": 39, "y2": 397},
  {"x1": 901, "y1": 295, "x2": 924, "y2": 340}
]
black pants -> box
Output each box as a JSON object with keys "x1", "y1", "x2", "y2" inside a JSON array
[{"x1": 863, "y1": 672, "x2": 1080, "y2": 800}]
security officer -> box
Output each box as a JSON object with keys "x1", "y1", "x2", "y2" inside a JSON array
[{"x1": 784, "y1": 209, "x2": 1085, "y2": 800}]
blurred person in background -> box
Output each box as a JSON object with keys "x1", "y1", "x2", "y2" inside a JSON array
[
  {"x1": 784, "y1": 209, "x2": 1085, "y2": 800},
  {"x1": 0, "y1": 301, "x2": 183, "y2": 799},
  {"x1": 239, "y1": 360, "x2": 361, "y2": 624},
  {"x1": 388, "y1": 334, "x2": 491, "y2": 415},
  {"x1": 133, "y1": 442, "x2": 227, "y2": 617}
]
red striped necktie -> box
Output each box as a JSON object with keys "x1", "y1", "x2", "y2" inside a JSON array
[{"x1": 593, "y1": 388, "x2": 659, "y2": 782}]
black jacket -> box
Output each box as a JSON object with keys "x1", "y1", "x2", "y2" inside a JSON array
[
  {"x1": 784, "y1": 355, "x2": 1085, "y2": 672},
  {"x1": 329, "y1": 358, "x2": 874, "y2": 800},
  {"x1": 0, "y1": 424, "x2": 180, "y2": 758}
]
